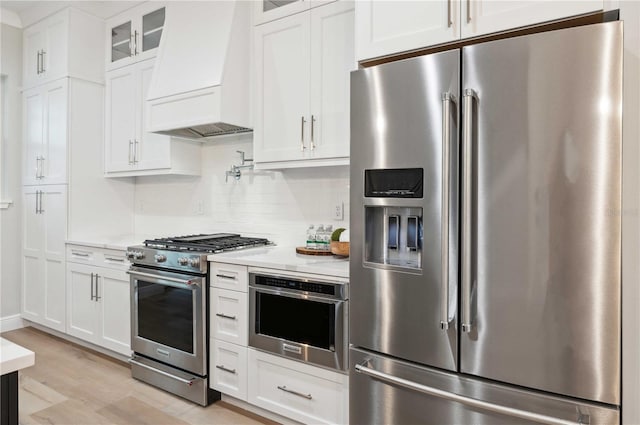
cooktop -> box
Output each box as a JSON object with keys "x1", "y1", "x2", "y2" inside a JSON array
[{"x1": 143, "y1": 233, "x2": 272, "y2": 253}]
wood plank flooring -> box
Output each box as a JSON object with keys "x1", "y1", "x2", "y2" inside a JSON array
[{"x1": 1, "y1": 327, "x2": 277, "y2": 425}]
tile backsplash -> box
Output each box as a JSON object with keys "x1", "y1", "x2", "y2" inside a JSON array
[{"x1": 134, "y1": 134, "x2": 350, "y2": 246}]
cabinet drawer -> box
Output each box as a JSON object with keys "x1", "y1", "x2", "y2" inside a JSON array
[
  {"x1": 210, "y1": 262, "x2": 248, "y2": 292},
  {"x1": 67, "y1": 244, "x2": 130, "y2": 271},
  {"x1": 211, "y1": 288, "x2": 248, "y2": 345},
  {"x1": 248, "y1": 349, "x2": 348, "y2": 425},
  {"x1": 210, "y1": 339, "x2": 248, "y2": 401}
]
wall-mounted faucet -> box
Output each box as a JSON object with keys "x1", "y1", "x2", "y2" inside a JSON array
[{"x1": 225, "y1": 150, "x2": 254, "y2": 182}]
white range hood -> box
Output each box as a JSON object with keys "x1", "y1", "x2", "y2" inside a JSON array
[{"x1": 146, "y1": 1, "x2": 252, "y2": 139}]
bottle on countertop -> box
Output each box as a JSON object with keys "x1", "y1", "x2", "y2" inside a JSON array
[
  {"x1": 324, "y1": 225, "x2": 333, "y2": 251},
  {"x1": 315, "y1": 225, "x2": 326, "y2": 250},
  {"x1": 306, "y1": 225, "x2": 316, "y2": 249}
]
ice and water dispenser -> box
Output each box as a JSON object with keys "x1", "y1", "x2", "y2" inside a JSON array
[{"x1": 363, "y1": 168, "x2": 423, "y2": 270}]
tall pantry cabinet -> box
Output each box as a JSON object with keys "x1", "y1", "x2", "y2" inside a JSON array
[{"x1": 21, "y1": 8, "x2": 135, "y2": 332}]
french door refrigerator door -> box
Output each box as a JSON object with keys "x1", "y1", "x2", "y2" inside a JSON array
[
  {"x1": 350, "y1": 49, "x2": 460, "y2": 371},
  {"x1": 350, "y1": 348, "x2": 619, "y2": 425},
  {"x1": 460, "y1": 21, "x2": 622, "y2": 405}
]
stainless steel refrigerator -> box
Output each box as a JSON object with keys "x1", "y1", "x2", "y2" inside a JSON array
[{"x1": 349, "y1": 21, "x2": 622, "y2": 424}]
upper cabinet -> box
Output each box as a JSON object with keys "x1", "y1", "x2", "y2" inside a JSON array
[
  {"x1": 106, "y1": 2, "x2": 166, "y2": 71},
  {"x1": 356, "y1": 0, "x2": 604, "y2": 62},
  {"x1": 253, "y1": 0, "x2": 335, "y2": 25},
  {"x1": 253, "y1": 1, "x2": 355, "y2": 168},
  {"x1": 104, "y1": 59, "x2": 201, "y2": 177},
  {"x1": 23, "y1": 8, "x2": 104, "y2": 89}
]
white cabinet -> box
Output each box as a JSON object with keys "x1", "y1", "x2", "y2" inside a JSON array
[
  {"x1": 254, "y1": 1, "x2": 355, "y2": 168},
  {"x1": 22, "y1": 185, "x2": 67, "y2": 332},
  {"x1": 106, "y1": 3, "x2": 165, "y2": 71},
  {"x1": 66, "y1": 245, "x2": 131, "y2": 356},
  {"x1": 253, "y1": 0, "x2": 336, "y2": 26},
  {"x1": 105, "y1": 59, "x2": 201, "y2": 177},
  {"x1": 23, "y1": 8, "x2": 104, "y2": 89},
  {"x1": 210, "y1": 262, "x2": 249, "y2": 401},
  {"x1": 355, "y1": 0, "x2": 604, "y2": 62},
  {"x1": 22, "y1": 79, "x2": 68, "y2": 186},
  {"x1": 248, "y1": 348, "x2": 349, "y2": 425}
]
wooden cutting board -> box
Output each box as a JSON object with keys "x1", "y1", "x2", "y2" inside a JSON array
[{"x1": 295, "y1": 247, "x2": 333, "y2": 256}]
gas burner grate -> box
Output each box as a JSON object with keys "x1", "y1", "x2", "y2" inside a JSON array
[{"x1": 143, "y1": 233, "x2": 271, "y2": 253}]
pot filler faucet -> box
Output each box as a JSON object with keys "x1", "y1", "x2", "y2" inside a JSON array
[{"x1": 225, "y1": 150, "x2": 254, "y2": 182}]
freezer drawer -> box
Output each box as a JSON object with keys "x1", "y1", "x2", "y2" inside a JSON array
[{"x1": 350, "y1": 348, "x2": 619, "y2": 425}]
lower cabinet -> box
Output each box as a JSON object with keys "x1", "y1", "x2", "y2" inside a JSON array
[
  {"x1": 66, "y1": 245, "x2": 131, "y2": 356},
  {"x1": 247, "y1": 348, "x2": 349, "y2": 425},
  {"x1": 210, "y1": 339, "x2": 248, "y2": 401}
]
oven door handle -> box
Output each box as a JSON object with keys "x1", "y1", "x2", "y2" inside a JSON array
[
  {"x1": 127, "y1": 270, "x2": 201, "y2": 289},
  {"x1": 251, "y1": 285, "x2": 345, "y2": 303}
]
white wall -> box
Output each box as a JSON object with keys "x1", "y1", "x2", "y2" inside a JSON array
[
  {"x1": 134, "y1": 134, "x2": 350, "y2": 247},
  {"x1": 620, "y1": 2, "x2": 640, "y2": 424},
  {"x1": 0, "y1": 22, "x2": 23, "y2": 326}
]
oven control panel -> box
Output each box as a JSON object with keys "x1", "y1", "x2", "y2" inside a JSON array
[{"x1": 250, "y1": 273, "x2": 347, "y2": 300}]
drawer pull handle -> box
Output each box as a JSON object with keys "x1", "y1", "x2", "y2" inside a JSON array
[
  {"x1": 72, "y1": 252, "x2": 91, "y2": 257},
  {"x1": 216, "y1": 274, "x2": 236, "y2": 280},
  {"x1": 277, "y1": 385, "x2": 312, "y2": 400},
  {"x1": 215, "y1": 313, "x2": 237, "y2": 321},
  {"x1": 105, "y1": 257, "x2": 125, "y2": 262},
  {"x1": 215, "y1": 365, "x2": 237, "y2": 374}
]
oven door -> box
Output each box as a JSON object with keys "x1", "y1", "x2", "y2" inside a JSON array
[
  {"x1": 249, "y1": 286, "x2": 347, "y2": 371},
  {"x1": 129, "y1": 266, "x2": 206, "y2": 375}
]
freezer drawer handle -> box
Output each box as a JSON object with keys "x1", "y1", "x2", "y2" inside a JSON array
[{"x1": 354, "y1": 363, "x2": 586, "y2": 425}]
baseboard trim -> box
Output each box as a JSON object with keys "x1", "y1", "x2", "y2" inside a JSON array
[{"x1": 0, "y1": 314, "x2": 25, "y2": 333}]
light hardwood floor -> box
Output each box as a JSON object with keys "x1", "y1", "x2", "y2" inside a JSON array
[{"x1": 1, "y1": 327, "x2": 278, "y2": 425}]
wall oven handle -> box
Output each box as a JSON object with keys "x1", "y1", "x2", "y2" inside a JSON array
[
  {"x1": 129, "y1": 358, "x2": 196, "y2": 386},
  {"x1": 215, "y1": 365, "x2": 236, "y2": 374},
  {"x1": 127, "y1": 270, "x2": 200, "y2": 288},
  {"x1": 277, "y1": 385, "x2": 312, "y2": 400},
  {"x1": 440, "y1": 92, "x2": 455, "y2": 331},
  {"x1": 215, "y1": 313, "x2": 237, "y2": 321},
  {"x1": 461, "y1": 88, "x2": 476, "y2": 333},
  {"x1": 355, "y1": 363, "x2": 582, "y2": 425}
]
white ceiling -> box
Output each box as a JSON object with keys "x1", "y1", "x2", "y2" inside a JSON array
[{"x1": 1, "y1": 1, "x2": 144, "y2": 27}]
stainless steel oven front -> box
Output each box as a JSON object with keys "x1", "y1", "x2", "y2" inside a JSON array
[
  {"x1": 129, "y1": 266, "x2": 207, "y2": 375},
  {"x1": 249, "y1": 270, "x2": 348, "y2": 372}
]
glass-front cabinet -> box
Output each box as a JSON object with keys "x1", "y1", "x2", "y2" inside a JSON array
[
  {"x1": 254, "y1": 0, "x2": 336, "y2": 26},
  {"x1": 107, "y1": 3, "x2": 165, "y2": 70}
]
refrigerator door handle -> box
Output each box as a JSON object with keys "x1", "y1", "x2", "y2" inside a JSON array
[
  {"x1": 440, "y1": 92, "x2": 455, "y2": 330},
  {"x1": 354, "y1": 362, "x2": 586, "y2": 425},
  {"x1": 461, "y1": 88, "x2": 476, "y2": 333}
]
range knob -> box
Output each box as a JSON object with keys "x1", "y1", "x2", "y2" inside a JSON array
[
  {"x1": 188, "y1": 258, "x2": 200, "y2": 268},
  {"x1": 177, "y1": 257, "x2": 189, "y2": 266},
  {"x1": 154, "y1": 254, "x2": 167, "y2": 263},
  {"x1": 126, "y1": 251, "x2": 135, "y2": 260},
  {"x1": 133, "y1": 251, "x2": 144, "y2": 260}
]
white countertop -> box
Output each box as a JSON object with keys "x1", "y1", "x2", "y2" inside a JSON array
[
  {"x1": 66, "y1": 234, "x2": 152, "y2": 251},
  {"x1": 0, "y1": 338, "x2": 35, "y2": 375},
  {"x1": 207, "y1": 245, "x2": 349, "y2": 279}
]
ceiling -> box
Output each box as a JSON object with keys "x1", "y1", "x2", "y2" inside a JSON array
[{"x1": 1, "y1": 1, "x2": 144, "y2": 27}]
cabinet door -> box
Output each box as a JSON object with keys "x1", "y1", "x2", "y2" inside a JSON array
[
  {"x1": 139, "y1": 7, "x2": 165, "y2": 60},
  {"x1": 22, "y1": 188, "x2": 44, "y2": 323},
  {"x1": 254, "y1": 12, "x2": 311, "y2": 163},
  {"x1": 135, "y1": 60, "x2": 171, "y2": 170},
  {"x1": 105, "y1": 66, "x2": 137, "y2": 172},
  {"x1": 23, "y1": 24, "x2": 46, "y2": 89},
  {"x1": 67, "y1": 262, "x2": 99, "y2": 342},
  {"x1": 23, "y1": 87, "x2": 44, "y2": 186},
  {"x1": 42, "y1": 79, "x2": 68, "y2": 184},
  {"x1": 42, "y1": 11, "x2": 69, "y2": 83},
  {"x1": 461, "y1": 0, "x2": 603, "y2": 38},
  {"x1": 107, "y1": 17, "x2": 135, "y2": 70},
  {"x1": 309, "y1": 2, "x2": 355, "y2": 160},
  {"x1": 211, "y1": 339, "x2": 248, "y2": 401},
  {"x1": 355, "y1": 0, "x2": 459, "y2": 62},
  {"x1": 97, "y1": 268, "x2": 131, "y2": 356},
  {"x1": 42, "y1": 185, "x2": 67, "y2": 332}
]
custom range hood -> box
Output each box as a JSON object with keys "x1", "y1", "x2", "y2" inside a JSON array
[{"x1": 146, "y1": 1, "x2": 252, "y2": 139}]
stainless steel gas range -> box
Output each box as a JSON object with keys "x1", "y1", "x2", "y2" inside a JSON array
[{"x1": 126, "y1": 233, "x2": 271, "y2": 405}]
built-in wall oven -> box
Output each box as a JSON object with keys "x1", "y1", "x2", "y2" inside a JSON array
[
  {"x1": 127, "y1": 234, "x2": 271, "y2": 406},
  {"x1": 249, "y1": 270, "x2": 348, "y2": 372}
]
